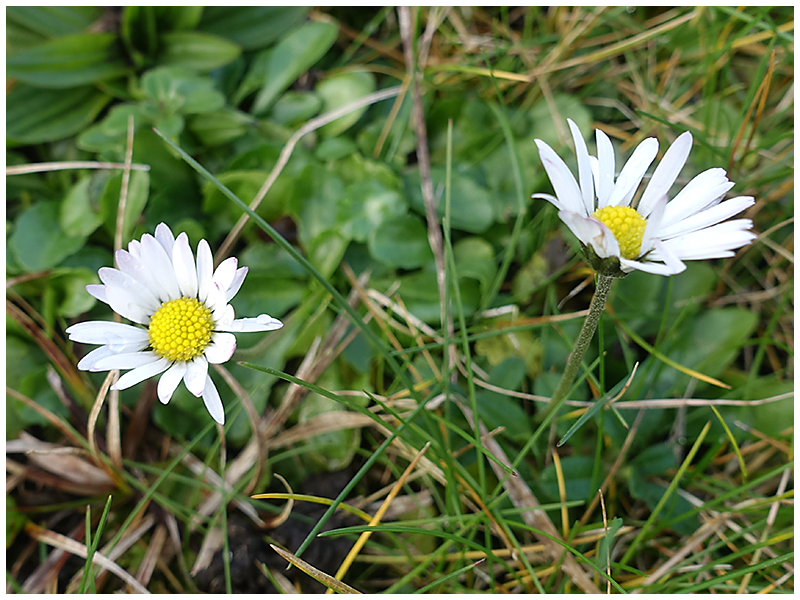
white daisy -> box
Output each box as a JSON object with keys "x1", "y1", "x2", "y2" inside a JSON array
[
  {"x1": 533, "y1": 119, "x2": 756, "y2": 276},
  {"x1": 66, "y1": 223, "x2": 283, "y2": 424}
]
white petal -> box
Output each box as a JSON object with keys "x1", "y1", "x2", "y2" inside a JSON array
[
  {"x1": 214, "y1": 303, "x2": 235, "y2": 330},
  {"x1": 183, "y1": 357, "x2": 208, "y2": 397},
  {"x1": 638, "y1": 131, "x2": 692, "y2": 217},
  {"x1": 140, "y1": 234, "x2": 182, "y2": 301},
  {"x1": 104, "y1": 287, "x2": 152, "y2": 324},
  {"x1": 66, "y1": 321, "x2": 149, "y2": 345},
  {"x1": 172, "y1": 232, "x2": 198, "y2": 299},
  {"x1": 660, "y1": 168, "x2": 731, "y2": 228},
  {"x1": 660, "y1": 220, "x2": 755, "y2": 259},
  {"x1": 606, "y1": 137, "x2": 659, "y2": 207},
  {"x1": 77, "y1": 346, "x2": 117, "y2": 371},
  {"x1": 595, "y1": 129, "x2": 615, "y2": 208},
  {"x1": 534, "y1": 139, "x2": 585, "y2": 214},
  {"x1": 558, "y1": 211, "x2": 620, "y2": 259},
  {"x1": 86, "y1": 284, "x2": 107, "y2": 303},
  {"x1": 531, "y1": 193, "x2": 564, "y2": 211},
  {"x1": 157, "y1": 362, "x2": 187, "y2": 404},
  {"x1": 114, "y1": 249, "x2": 165, "y2": 311},
  {"x1": 220, "y1": 314, "x2": 284, "y2": 333},
  {"x1": 98, "y1": 267, "x2": 160, "y2": 317},
  {"x1": 154, "y1": 223, "x2": 176, "y2": 259},
  {"x1": 93, "y1": 350, "x2": 160, "y2": 372},
  {"x1": 657, "y1": 196, "x2": 755, "y2": 240},
  {"x1": 204, "y1": 332, "x2": 237, "y2": 364},
  {"x1": 196, "y1": 239, "x2": 214, "y2": 303},
  {"x1": 225, "y1": 267, "x2": 248, "y2": 302},
  {"x1": 112, "y1": 357, "x2": 170, "y2": 390},
  {"x1": 202, "y1": 375, "x2": 225, "y2": 424},
  {"x1": 212, "y1": 257, "x2": 238, "y2": 294},
  {"x1": 640, "y1": 193, "x2": 667, "y2": 254},
  {"x1": 567, "y1": 118, "x2": 595, "y2": 215},
  {"x1": 207, "y1": 283, "x2": 230, "y2": 320}
]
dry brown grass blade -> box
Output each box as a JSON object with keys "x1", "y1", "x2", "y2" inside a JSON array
[
  {"x1": 135, "y1": 523, "x2": 167, "y2": 588},
  {"x1": 6, "y1": 161, "x2": 150, "y2": 175},
  {"x1": 270, "y1": 544, "x2": 361, "y2": 594},
  {"x1": 9, "y1": 433, "x2": 116, "y2": 495},
  {"x1": 262, "y1": 473, "x2": 295, "y2": 529},
  {"x1": 24, "y1": 522, "x2": 150, "y2": 594}
]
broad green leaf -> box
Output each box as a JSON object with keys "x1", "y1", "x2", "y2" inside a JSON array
[
  {"x1": 49, "y1": 268, "x2": 100, "y2": 318},
  {"x1": 405, "y1": 167, "x2": 495, "y2": 234},
  {"x1": 7, "y1": 84, "x2": 111, "y2": 145},
  {"x1": 198, "y1": 6, "x2": 309, "y2": 51},
  {"x1": 140, "y1": 66, "x2": 226, "y2": 115},
  {"x1": 188, "y1": 109, "x2": 255, "y2": 147},
  {"x1": 97, "y1": 170, "x2": 151, "y2": 241},
  {"x1": 368, "y1": 214, "x2": 432, "y2": 269},
  {"x1": 270, "y1": 90, "x2": 323, "y2": 126},
  {"x1": 75, "y1": 103, "x2": 142, "y2": 153},
  {"x1": 159, "y1": 31, "x2": 241, "y2": 72},
  {"x1": 9, "y1": 202, "x2": 88, "y2": 272},
  {"x1": 7, "y1": 6, "x2": 103, "y2": 50},
  {"x1": 7, "y1": 33, "x2": 129, "y2": 88},
  {"x1": 316, "y1": 71, "x2": 377, "y2": 137},
  {"x1": 474, "y1": 327, "x2": 543, "y2": 379},
  {"x1": 251, "y1": 21, "x2": 340, "y2": 115},
  {"x1": 336, "y1": 179, "x2": 407, "y2": 242},
  {"x1": 475, "y1": 357, "x2": 533, "y2": 443},
  {"x1": 59, "y1": 176, "x2": 102, "y2": 238},
  {"x1": 453, "y1": 237, "x2": 496, "y2": 295}
]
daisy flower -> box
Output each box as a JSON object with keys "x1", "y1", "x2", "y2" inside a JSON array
[
  {"x1": 533, "y1": 119, "x2": 756, "y2": 276},
  {"x1": 66, "y1": 223, "x2": 283, "y2": 424}
]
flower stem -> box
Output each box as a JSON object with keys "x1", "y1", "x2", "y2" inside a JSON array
[{"x1": 542, "y1": 273, "x2": 615, "y2": 422}]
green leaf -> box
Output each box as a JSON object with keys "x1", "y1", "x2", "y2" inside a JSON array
[
  {"x1": 7, "y1": 6, "x2": 103, "y2": 49},
  {"x1": 197, "y1": 6, "x2": 309, "y2": 51},
  {"x1": 336, "y1": 179, "x2": 408, "y2": 242},
  {"x1": 453, "y1": 237, "x2": 496, "y2": 295},
  {"x1": 7, "y1": 84, "x2": 111, "y2": 145},
  {"x1": 405, "y1": 167, "x2": 494, "y2": 233},
  {"x1": 251, "y1": 21, "x2": 340, "y2": 115},
  {"x1": 59, "y1": 176, "x2": 102, "y2": 238},
  {"x1": 97, "y1": 171, "x2": 151, "y2": 241},
  {"x1": 159, "y1": 31, "x2": 241, "y2": 72},
  {"x1": 9, "y1": 202, "x2": 88, "y2": 272},
  {"x1": 270, "y1": 90, "x2": 323, "y2": 126},
  {"x1": 49, "y1": 268, "x2": 100, "y2": 318},
  {"x1": 316, "y1": 71, "x2": 377, "y2": 137},
  {"x1": 188, "y1": 109, "x2": 254, "y2": 147},
  {"x1": 368, "y1": 214, "x2": 433, "y2": 269},
  {"x1": 7, "y1": 33, "x2": 129, "y2": 88}
]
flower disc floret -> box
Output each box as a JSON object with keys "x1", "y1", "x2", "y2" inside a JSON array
[
  {"x1": 592, "y1": 206, "x2": 647, "y2": 260},
  {"x1": 148, "y1": 297, "x2": 214, "y2": 362}
]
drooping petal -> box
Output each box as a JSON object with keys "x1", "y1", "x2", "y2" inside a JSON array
[
  {"x1": 605, "y1": 137, "x2": 659, "y2": 208},
  {"x1": 534, "y1": 139, "x2": 585, "y2": 214},
  {"x1": 157, "y1": 362, "x2": 187, "y2": 404},
  {"x1": 77, "y1": 345, "x2": 140, "y2": 371},
  {"x1": 112, "y1": 357, "x2": 170, "y2": 390},
  {"x1": 558, "y1": 211, "x2": 621, "y2": 259},
  {"x1": 567, "y1": 118, "x2": 595, "y2": 215},
  {"x1": 183, "y1": 357, "x2": 209, "y2": 397},
  {"x1": 637, "y1": 131, "x2": 693, "y2": 217},
  {"x1": 172, "y1": 232, "x2": 198, "y2": 299},
  {"x1": 201, "y1": 375, "x2": 225, "y2": 424},
  {"x1": 531, "y1": 192, "x2": 564, "y2": 211},
  {"x1": 220, "y1": 314, "x2": 284, "y2": 333},
  {"x1": 204, "y1": 332, "x2": 237, "y2": 364}
]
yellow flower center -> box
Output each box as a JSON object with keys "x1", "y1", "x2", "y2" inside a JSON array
[
  {"x1": 148, "y1": 297, "x2": 214, "y2": 362},
  {"x1": 592, "y1": 206, "x2": 647, "y2": 260}
]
